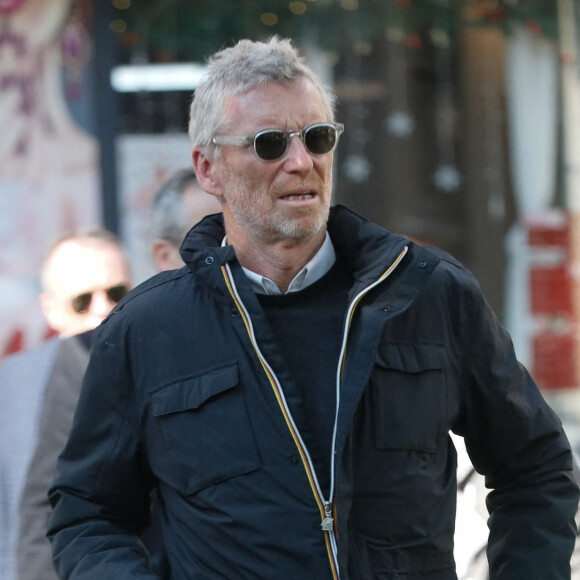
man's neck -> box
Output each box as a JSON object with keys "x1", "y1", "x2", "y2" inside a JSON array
[{"x1": 225, "y1": 226, "x2": 327, "y2": 294}]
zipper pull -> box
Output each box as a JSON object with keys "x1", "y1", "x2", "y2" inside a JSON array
[{"x1": 321, "y1": 501, "x2": 334, "y2": 532}]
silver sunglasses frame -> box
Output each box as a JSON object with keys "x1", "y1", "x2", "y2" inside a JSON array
[{"x1": 212, "y1": 122, "x2": 344, "y2": 160}]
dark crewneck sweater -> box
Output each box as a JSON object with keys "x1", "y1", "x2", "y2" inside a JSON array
[{"x1": 257, "y1": 256, "x2": 352, "y2": 496}]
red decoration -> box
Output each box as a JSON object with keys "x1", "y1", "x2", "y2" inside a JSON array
[
  {"x1": 122, "y1": 31, "x2": 140, "y2": 47},
  {"x1": 475, "y1": 6, "x2": 507, "y2": 23},
  {"x1": 525, "y1": 21, "x2": 542, "y2": 36},
  {"x1": 528, "y1": 223, "x2": 569, "y2": 248},
  {"x1": 404, "y1": 34, "x2": 422, "y2": 49},
  {"x1": 530, "y1": 267, "x2": 573, "y2": 316},
  {"x1": 527, "y1": 214, "x2": 576, "y2": 388},
  {"x1": 3, "y1": 328, "x2": 23, "y2": 356},
  {"x1": 559, "y1": 51, "x2": 576, "y2": 65},
  {"x1": 0, "y1": 0, "x2": 25, "y2": 14},
  {"x1": 533, "y1": 330, "x2": 576, "y2": 390}
]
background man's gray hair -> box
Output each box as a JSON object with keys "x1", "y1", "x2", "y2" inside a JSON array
[
  {"x1": 149, "y1": 169, "x2": 199, "y2": 247},
  {"x1": 188, "y1": 36, "x2": 337, "y2": 152}
]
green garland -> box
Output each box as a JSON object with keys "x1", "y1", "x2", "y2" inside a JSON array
[{"x1": 113, "y1": 0, "x2": 563, "y2": 64}]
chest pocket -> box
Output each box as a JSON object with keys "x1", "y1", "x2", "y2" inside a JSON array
[
  {"x1": 151, "y1": 362, "x2": 261, "y2": 494},
  {"x1": 370, "y1": 342, "x2": 446, "y2": 453}
]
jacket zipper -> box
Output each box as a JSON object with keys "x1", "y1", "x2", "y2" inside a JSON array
[{"x1": 220, "y1": 245, "x2": 407, "y2": 580}]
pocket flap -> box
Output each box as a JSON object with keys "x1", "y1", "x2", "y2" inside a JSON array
[
  {"x1": 152, "y1": 363, "x2": 239, "y2": 416},
  {"x1": 376, "y1": 343, "x2": 445, "y2": 373}
]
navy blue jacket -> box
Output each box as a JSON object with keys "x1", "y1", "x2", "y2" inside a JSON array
[{"x1": 48, "y1": 205, "x2": 579, "y2": 579}]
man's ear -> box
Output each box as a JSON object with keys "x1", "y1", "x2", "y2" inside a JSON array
[
  {"x1": 151, "y1": 239, "x2": 183, "y2": 272},
  {"x1": 192, "y1": 148, "x2": 220, "y2": 196}
]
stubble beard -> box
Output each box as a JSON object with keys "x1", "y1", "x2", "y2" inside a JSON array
[{"x1": 225, "y1": 181, "x2": 332, "y2": 244}]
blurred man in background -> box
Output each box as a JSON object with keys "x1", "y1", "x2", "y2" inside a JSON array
[
  {"x1": 16, "y1": 170, "x2": 221, "y2": 580},
  {"x1": 149, "y1": 168, "x2": 221, "y2": 271},
  {"x1": 0, "y1": 229, "x2": 131, "y2": 580},
  {"x1": 38, "y1": 230, "x2": 131, "y2": 338}
]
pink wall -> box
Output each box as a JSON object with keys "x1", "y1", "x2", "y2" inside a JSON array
[{"x1": 0, "y1": 0, "x2": 101, "y2": 357}]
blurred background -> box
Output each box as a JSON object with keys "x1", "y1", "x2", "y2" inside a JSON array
[{"x1": 2, "y1": 0, "x2": 580, "y2": 443}]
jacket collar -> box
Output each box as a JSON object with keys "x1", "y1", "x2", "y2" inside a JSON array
[
  {"x1": 327, "y1": 205, "x2": 409, "y2": 290},
  {"x1": 180, "y1": 205, "x2": 409, "y2": 280},
  {"x1": 179, "y1": 206, "x2": 412, "y2": 299}
]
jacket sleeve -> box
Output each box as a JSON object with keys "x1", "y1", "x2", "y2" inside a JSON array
[
  {"x1": 453, "y1": 269, "x2": 580, "y2": 578},
  {"x1": 17, "y1": 336, "x2": 89, "y2": 580},
  {"x1": 47, "y1": 326, "x2": 159, "y2": 579}
]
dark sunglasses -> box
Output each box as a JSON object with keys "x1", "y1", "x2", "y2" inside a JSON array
[
  {"x1": 70, "y1": 284, "x2": 129, "y2": 314},
  {"x1": 212, "y1": 122, "x2": 344, "y2": 161}
]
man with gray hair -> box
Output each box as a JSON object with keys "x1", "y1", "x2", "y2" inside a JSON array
[{"x1": 48, "y1": 37, "x2": 578, "y2": 579}]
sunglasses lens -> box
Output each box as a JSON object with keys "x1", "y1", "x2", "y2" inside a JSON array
[
  {"x1": 70, "y1": 285, "x2": 128, "y2": 314},
  {"x1": 254, "y1": 131, "x2": 288, "y2": 160},
  {"x1": 305, "y1": 125, "x2": 337, "y2": 155},
  {"x1": 71, "y1": 293, "x2": 91, "y2": 314},
  {"x1": 107, "y1": 285, "x2": 129, "y2": 303},
  {"x1": 252, "y1": 124, "x2": 342, "y2": 160}
]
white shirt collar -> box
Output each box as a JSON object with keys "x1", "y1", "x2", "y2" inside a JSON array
[{"x1": 221, "y1": 232, "x2": 336, "y2": 295}]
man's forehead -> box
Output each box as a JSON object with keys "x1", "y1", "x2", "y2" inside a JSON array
[
  {"x1": 46, "y1": 240, "x2": 129, "y2": 291},
  {"x1": 223, "y1": 78, "x2": 328, "y2": 128},
  {"x1": 50, "y1": 239, "x2": 120, "y2": 262}
]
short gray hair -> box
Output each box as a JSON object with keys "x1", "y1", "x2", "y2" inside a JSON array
[
  {"x1": 149, "y1": 169, "x2": 199, "y2": 247},
  {"x1": 188, "y1": 36, "x2": 337, "y2": 151}
]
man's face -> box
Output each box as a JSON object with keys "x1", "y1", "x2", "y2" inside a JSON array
[
  {"x1": 40, "y1": 239, "x2": 131, "y2": 337},
  {"x1": 210, "y1": 78, "x2": 335, "y2": 247}
]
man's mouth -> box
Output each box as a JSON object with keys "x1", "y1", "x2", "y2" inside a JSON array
[{"x1": 280, "y1": 192, "x2": 315, "y2": 201}]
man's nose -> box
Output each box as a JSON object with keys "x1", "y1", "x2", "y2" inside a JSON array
[
  {"x1": 283, "y1": 134, "x2": 313, "y2": 172},
  {"x1": 88, "y1": 289, "x2": 116, "y2": 318}
]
